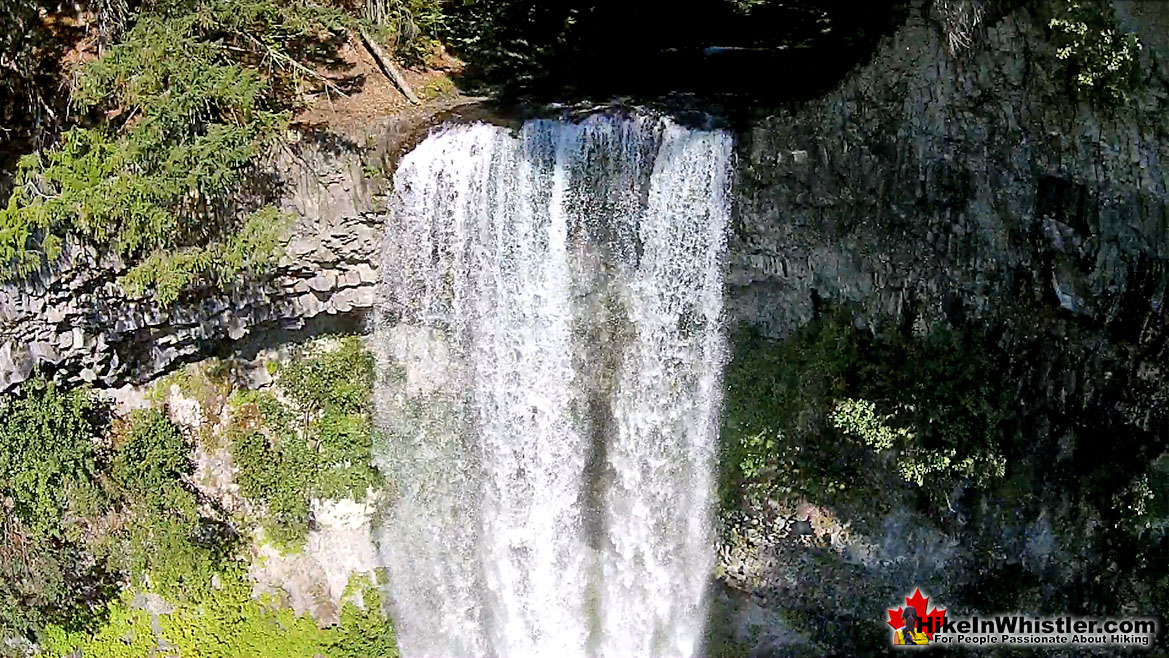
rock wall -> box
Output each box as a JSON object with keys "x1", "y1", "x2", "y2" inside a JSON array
[
  {"x1": 0, "y1": 1, "x2": 1165, "y2": 653},
  {"x1": 716, "y1": 1, "x2": 1168, "y2": 655},
  {"x1": 0, "y1": 104, "x2": 473, "y2": 394},
  {"x1": 727, "y1": 2, "x2": 1167, "y2": 338}
]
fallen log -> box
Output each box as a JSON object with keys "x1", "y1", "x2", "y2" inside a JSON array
[{"x1": 358, "y1": 28, "x2": 422, "y2": 105}]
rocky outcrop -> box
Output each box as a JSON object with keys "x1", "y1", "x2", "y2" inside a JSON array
[
  {"x1": 0, "y1": 1, "x2": 1165, "y2": 653},
  {"x1": 727, "y1": 2, "x2": 1168, "y2": 338},
  {"x1": 0, "y1": 102, "x2": 473, "y2": 394}
]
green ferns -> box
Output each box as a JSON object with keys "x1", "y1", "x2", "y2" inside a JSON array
[{"x1": 231, "y1": 337, "x2": 381, "y2": 548}]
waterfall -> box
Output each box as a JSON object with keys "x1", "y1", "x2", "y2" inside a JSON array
[{"x1": 372, "y1": 113, "x2": 733, "y2": 658}]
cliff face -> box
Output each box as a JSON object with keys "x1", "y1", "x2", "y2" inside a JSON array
[
  {"x1": 716, "y1": 1, "x2": 1168, "y2": 655},
  {"x1": 730, "y1": 5, "x2": 1167, "y2": 338},
  {"x1": 0, "y1": 108, "x2": 460, "y2": 394}
]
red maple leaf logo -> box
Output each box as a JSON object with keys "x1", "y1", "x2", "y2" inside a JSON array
[{"x1": 887, "y1": 588, "x2": 947, "y2": 639}]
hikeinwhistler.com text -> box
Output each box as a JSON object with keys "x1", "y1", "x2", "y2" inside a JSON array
[{"x1": 925, "y1": 615, "x2": 1156, "y2": 647}]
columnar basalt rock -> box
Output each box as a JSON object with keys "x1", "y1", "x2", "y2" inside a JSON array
[
  {"x1": 727, "y1": 4, "x2": 1168, "y2": 340},
  {"x1": 0, "y1": 104, "x2": 470, "y2": 394},
  {"x1": 0, "y1": 2, "x2": 1164, "y2": 654}
]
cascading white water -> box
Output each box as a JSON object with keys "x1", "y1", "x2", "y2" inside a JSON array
[{"x1": 372, "y1": 113, "x2": 733, "y2": 658}]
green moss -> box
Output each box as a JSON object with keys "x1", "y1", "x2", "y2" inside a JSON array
[
  {"x1": 420, "y1": 75, "x2": 456, "y2": 100},
  {"x1": 38, "y1": 598, "x2": 156, "y2": 658}
]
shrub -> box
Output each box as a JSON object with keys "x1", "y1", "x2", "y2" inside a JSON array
[
  {"x1": 278, "y1": 336, "x2": 375, "y2": 415},
  {"x1": 719, "y1": 316, "x2": 862, "y2": 504},
  {"x1": 114, "y1": 485, "x2": 235, "y2": 598},
  {"x1": 1049, "y1": 0, "x2": 1141, "y2": 103},
  {"x1": 111, "y1": 409, "x2": 191, "y2": 496},
  {"x1": 0, "y1": 377, "x2": 113, "y2": 646},
  {"x1": 720, "y1": 311, "x2": 1014, "y2": 508},
  {"x1": 830, "y1": 397, "x2": 909, "y2": 451},
  {"x1": 106, "y1": 410, "x2": 235, "y2": 599},
  {"x1": 230, "y1": 337, "x2": 380, "y2": 548},
  {"x1": 328, "y1": 572, "x2": 400, "y2": 658},
  {"x1": 0, "y1": 377, "x2": 108, "y2": 537}
]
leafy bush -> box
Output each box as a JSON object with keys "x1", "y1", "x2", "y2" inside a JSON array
[
  {"x1": 0, "y1": 378, "x2": 108, "y2": 537},
  {"x1": 38, "y1": 596, "x2": 157, "y2": 658},
  {"x1": 719, "y1": 316, "x2": 862, "y2": 504},
  {"x1": 230, "y1": 337, "x2": 380, "y2": 547},
  {"x1": 0, "y1": 520, "x2": 117, "y2": 655},
  {"x1": 111, "y1": 409, "x2": 191, "y2": 496},
  {"x1": 830, "y1": 397, "x2": 908, "y2": 451},
  {"x1": 726, "y1": 0, "x2": 770, "y2": 12},
  {"x1": 0, "y1": 377, "x2": 112, "y2": 647},
  {"x1": 1049, "y1": 0, "x2": 1141, "y2": 103},
  {"x1": 720, "y1": 311, "x2": 1014, "y2": 508},
  {"x1": 104, "y1": 410, "x2": 236, "y2": 598},
  {"x1": 114, "y1": 485, "x2": 235, "y2": 599},
  {"x1": 278, "y1": 335, "x2": 375, "y2": 414},
  {"x1": 0, "y1": 364, "x2": 387, "y2": 648},
  {"x1": 232, "y1": 422, "x2": 315, "y2": 546},
  {"x1": 41, "y1": 569, "x2": 398, "y2": 658},
  {"x1": 831, "y1": 396, "x2": 1007, "y2": 487},
  {"x1": 327, "y1": 572, "x2": 400, "y2": 658}
]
